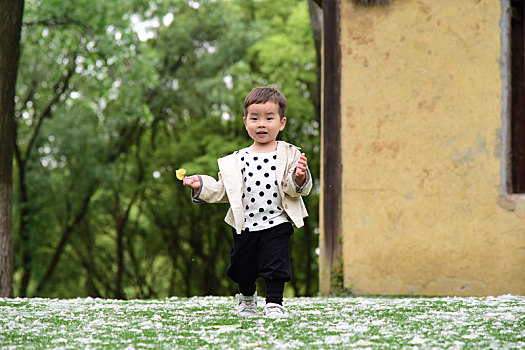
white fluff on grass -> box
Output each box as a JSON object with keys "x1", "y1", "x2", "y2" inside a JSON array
[{"x1": 0, "y1": 295, "x2": 524, "y2": 349}]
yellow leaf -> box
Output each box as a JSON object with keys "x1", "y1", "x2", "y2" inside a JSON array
[
  {"x1": 175, "y1": 168, "x2": 187, "y2": 180},
  {"x1": 242, "y1": 343, "x2": 261, "y2": 347}
]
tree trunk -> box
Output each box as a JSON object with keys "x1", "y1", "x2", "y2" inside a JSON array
[
  {"x1": 114, "y1": 154, "x2": 143, "y2": 299},
  {"x1": 35, "y1": 190, "x2": 93, "y2": 295},
  {"x1": 307, "y1": 0, "x2": 323, "y2": 297},
  {"x1": 14, "y1": 61, "x2": 75, "y2": 296},
  {"x1": 16, "y1": 161, "x2": 31, "y2": 296},
  {"x1": 0, "y1": 0, "x2": 24, "y2": 298},
  {"x1": 308, "y1": 0, "x2": 323, "y2": 125},
  {"x1": 303, "y1": 218, "x2": 313, "y2": 296},
  {"x1": 115, "y1": 219, "x2": 125, "y2": 299}
]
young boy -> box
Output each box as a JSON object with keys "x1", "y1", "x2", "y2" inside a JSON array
[{"x1": 182, "y1": 86, "x2": 312, "y2": 318}]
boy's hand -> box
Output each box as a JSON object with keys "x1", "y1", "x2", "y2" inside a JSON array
[
  {"x1": 295, "y1": 153, "x2": 308, "y2": 187},
  {"x1": 183, "y1": 175, "x2": 201, "y2": 189}
]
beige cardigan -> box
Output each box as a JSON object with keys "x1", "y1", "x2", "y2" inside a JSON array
[{"x1": 192, "y1": 141, "x2": 312, "y2": 234}]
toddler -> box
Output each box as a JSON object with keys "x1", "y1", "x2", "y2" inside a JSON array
[{"x1": 183, "y1": 86, "x2": 312, "y2": 318}]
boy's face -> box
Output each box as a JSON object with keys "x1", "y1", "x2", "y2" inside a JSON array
[{"x1": 243, "y1": 102, "x2": 286, "y2": 147}]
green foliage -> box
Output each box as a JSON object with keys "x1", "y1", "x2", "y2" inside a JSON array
[{"x1": 13, "y1": 0, "x2": 319, "y2": 298}]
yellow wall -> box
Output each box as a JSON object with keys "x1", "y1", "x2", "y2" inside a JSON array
[{"x1": 338, "y1": 0, "x2": 525, "y2": 295}]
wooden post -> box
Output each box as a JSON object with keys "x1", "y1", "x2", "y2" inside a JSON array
[
  {"x1": 320, "y1": 0, "x2": 343, "y2": 295},
  {"x1": 510, "y1": 0, "x2": 525, "y2": 193}
]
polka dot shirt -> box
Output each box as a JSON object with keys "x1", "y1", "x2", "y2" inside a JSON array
[{"x1": 237, "y1": 149, "x2": 289, "y2": 231}]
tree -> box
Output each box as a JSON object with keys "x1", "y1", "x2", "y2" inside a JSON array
[
  {"x1": 13, "y1": 0, "x2": 319, "y2": 298},
  {"x1": 0, "y1": 0, "x2": 25, "y2": 298},
  {"x1": 14, "y1": 0, "x2": 149, "y2": 297}
]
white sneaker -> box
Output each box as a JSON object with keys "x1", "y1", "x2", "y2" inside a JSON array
[
  {"x1": 264, "y1": 303, "x2": 288, "y2": 318},
  {"x1": 235, "y1": 292, "x2": 258, "y2": 317}
]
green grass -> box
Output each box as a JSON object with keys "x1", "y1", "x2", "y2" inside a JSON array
[{"x1": 0, "y1": 295, "x2": 524, "y2": 349}]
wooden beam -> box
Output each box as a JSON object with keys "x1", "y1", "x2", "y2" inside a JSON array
[
  {"x1": 511, "y1": 0, "x2": 525, "y2": 193},
  {"x1": 320, "y1": 0, "x2": 342, "y2": 295}
]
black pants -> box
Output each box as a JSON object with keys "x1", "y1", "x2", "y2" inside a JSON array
[{"x1": 226, "y1": 222, "x2": 293, "y2": 304}]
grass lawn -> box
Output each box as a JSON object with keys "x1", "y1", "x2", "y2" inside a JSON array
[{"x1": 0, "y1": 295, "x2": 524, "y2": 349}]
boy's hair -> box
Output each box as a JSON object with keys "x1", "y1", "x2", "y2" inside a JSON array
[{"x1": 244, "y1": 86, "x2": 287, "y2": 119}]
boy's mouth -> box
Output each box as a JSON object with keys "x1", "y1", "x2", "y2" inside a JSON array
[{"x1": 256, "y1": 131, "x2": 268, "y2": 135}]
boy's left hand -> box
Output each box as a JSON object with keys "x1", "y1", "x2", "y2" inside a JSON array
[{"x1": 295, "y1": 153, "x2": 308, "y2": 187}]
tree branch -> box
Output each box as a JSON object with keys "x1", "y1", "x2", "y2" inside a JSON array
[
  {"x1": 24, "y1": 56, "x2": 77, "y2": 161},
  {"x1": 19, "y1": 77, "x2": 38, "y2": 111},
  {"x1": 23, "y1": 18, "x2": 91, "y2": 30},
  {"x1": 35, "y1": 186, "x2": 94, "y2": 295}
]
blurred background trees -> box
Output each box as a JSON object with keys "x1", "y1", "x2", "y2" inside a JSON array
[{"x1": 12, "y1": 0, "x2": 320, "y2": 298}]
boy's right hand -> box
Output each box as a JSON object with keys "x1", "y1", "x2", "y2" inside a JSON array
[{"x1": 183, "y1": 175, "x2": 201, "y2": 189}]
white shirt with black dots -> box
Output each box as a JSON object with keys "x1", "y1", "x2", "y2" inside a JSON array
[{"x1": 236, "y1": 149, "x2": 289, "y2": 231}]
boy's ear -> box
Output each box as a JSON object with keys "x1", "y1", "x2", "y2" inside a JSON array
[
  {"x1": 279, "y1": 116, "x2": 287, "y2": 131},
  {"x1": 243, "y1": 116, "x2": 248, "y2": 128}
]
